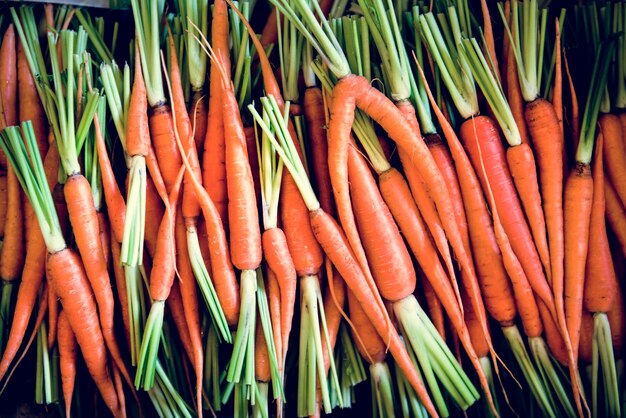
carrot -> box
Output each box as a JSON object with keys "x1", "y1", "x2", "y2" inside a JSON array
[
  {"x1": 58, "y1": 310, "x2": 77, "y2": 418},
  {"x1": 320, "y1": 269, "x2": 346, "y2": 374},
  {"x1": 506, "y1": 34, "x2": 531, "y2": 146},
  {"x1": 463, "y1": 289, "x2": 490, "y2": 360},
  {"x1": 93, "y1": 113, "x2": 126, "y2": 244},
  {"x1": 584, "y1": 133, "x2": 617, "y2": 314},
  {"x1": 167, "y1": 278, "x2": 195, "y2": 367},
  {"x1": 262, "y1": 227, "x2": 296, "y2": 362},
  {"x1": 136, "y1": 164, "x2": 185, "y2": 389},
  {"x1": 64, "y1": 173, "x2": 134, "y2": 390},
  {"x1": 607, "y1": 286, "x2": 624, "y2": 355},
  {"x1": 304, "y1": 86, "x2": 335, "y2": 216},
  {"x1": 524, "y1": 97, "x2": 565, "y2": 321},
  {"x1": 552, "y1": 21, "x2": 563, "y2": 143},
  {"x1": 175, "y1": 212, "x2": 204, "y2": 418},
  {"x1": 600, "y1": 114, "x2": 626, "y2": 208},
  {"x1": 0, "y1": 164, "x2": 25, "y2": 301},
  {"x1": 605, "y1": 180, "x2": 626, "y2": 258},
  {"x1": 349, "y1": 145, "x2": 483, "y2": 414},
  {"x1": 17, "y1": 39, "x2": 47, "y2": 157},
  {"x1": 111, "y1": 232, "x2": 131, "y2": 350},
  {"x1": 0, "y1": 145, "x2": 59, "y2": 381},
  {"x1": 584, "y1": 129, "x2": 621, "y2": 417},
  {"x1": 347, "y1": 289, "x2": 386, "y2": 365},
  {"x1": 0, "y1": 176, "x2": 6, "y2": 237},
  {"x1": 421, "y1": 78, "x2": 517, "y2": 328},
  {"x1": 563, "y1": 161, "x2": 593, "y2": 359},
  {"x1": 267, "y1": 268, "x2": 283, "y2": 374},
  {"x1": 459, "y1": 117, "x2": 554, "y2": 314},
  {"x1": 47, "y1": 249, "x2": 120, "y2": 415},
  {"x1": 421, "y1": 279, "x2": 446, "y2": 341},
  {"x1": 0, "y1": 24, "x2": 17, "y2": 170},
  {"x1": 144, "y1": 176, "x2": 165, "y2": 258},
  {"x1": 578, "y1": 309, "x2": 594, "y2": 364},
  {"x1": 248, "y1": 97, "x2": 439, "y2": 417},
  {"x1": 202, "y1": 0, "x2": 230, "y2": 225},
  {"x1": 47, "y1": 284, "x2": 58, "y2": 350}
]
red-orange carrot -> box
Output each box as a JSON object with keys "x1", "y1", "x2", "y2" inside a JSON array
[{"x1": 600, "y1": 114, "x2": 626, "y2": 208}]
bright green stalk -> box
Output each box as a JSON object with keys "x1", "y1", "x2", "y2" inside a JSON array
[
  {"x1": 419, "y1": 11, "x2": 478, "y2": 119},
  {"x1": 177, "y1": 0, "x2": 208, "y2": 91},
  {"x1": 577, "y1": 41, "x2": 615, "y2": 164},
  {"x1": 75, "y1": 9, "x2": 114, "y2": 64},
  {"x1": 460, "y1": 37, "x2": 522, "y2": 146},
  {"x1": 131, "y1": 0, "x2": 166, "y2": 106}
]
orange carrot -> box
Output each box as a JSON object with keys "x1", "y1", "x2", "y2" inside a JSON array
[
  {"x1": 47, "y1": 283, "x2": 58, "y2": 350},
  {"x1": 422, "y1": 278, "x2": 446, "y2": 341},
  {"x1": 600, "y1": 114, "x2": 626, "y2": 208},
  {"x1": 0, "y1": 166, "x2": 24, "y2": 281},
  {"x1": 267, "y1": 269, "x2": 283, "y2": 373},
  {"x1": 202, "y1": 0, "x2": 230, "y2": 225},
  {"x1": 584, "y1": 132, "x2": 617, "y2": 314},
  {"x1": 348, "y1": 288, "x2": 386, "y2": 365},
  {"x1": 459, "y1": 116, "x2": 554, "y2": 315},
  {"x1": 605, "y1": 180, "x2": 626, "y2": 258},
  {"x1": 58, "y1": 309, "x2": 77, "y2": 418},
  {"x1": 111, "y1": 233, "x2": 131, "y2": 350},
  {"x1": 578, "y1": 309, "x2": 594, "y2": 364},
  {"x1": 64, "y1": 173, "x2": 134, "y2": 391},
  {"x1": 0, "y1": 25, "x2": 16, "y2": 169},
  {"x1": 17, "y1": 40, "x2": 47, "y2": 156},
  {"x1": 563, "y1": 161, "x2": 593, "y2": 360},
  {"x1": 167, "y1": 278, "x2": 195, "y2": 367},
  {"x1": 0, "y1": 176, "x2": 6, "y2": 237}
]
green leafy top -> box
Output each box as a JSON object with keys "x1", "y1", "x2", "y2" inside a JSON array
[
  {"x1": 269, "y1": 0, "x2": 351, "y2": 80},
  {"x1": 46, "y1": 30, "x2": 100, "y2": 176},
  {"x1": 176, "y1": 0, "x2": 208, "y2": 91},
  {"x1": 0, "y1": 123, "x2": 65, "y2": 254},
  {"x1": 419, "y1": 9, "x2": 478, "y2": 119},
  {"x1": 576, "y1": 40, "x2": 616, "y2": 164},
  {"x1": 460, "y1": 37, "x2": 522, "y2": 146},
  {"x1": 498, "y1": 0, "x2": 549, "y2": 102},
  {"x1": 131, "y1": 0, "x2": 167, "y2": 106}
]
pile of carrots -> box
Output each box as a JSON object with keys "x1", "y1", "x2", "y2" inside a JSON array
[{"x1": 0, "y1": 0, "x2": 624, "y2": 417}]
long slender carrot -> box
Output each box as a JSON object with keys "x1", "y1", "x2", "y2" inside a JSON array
[
  {"x1": 422, "y1": 279, "x2": 446, "y2": 341},
  {"x1": 605, "y1": 180, "x2": 626, "y2": 258},
  {"x1": 202, "y1": 0, "x2": 230, "y2": 225},
  {"x1": 47, "y1": 284, "x2": 58, "y2": 350},
  {"x1": 17, "y1": 40, "x2": 47, "y2": 156},
  {"x1": 0, "y1": 166, "x2": 25, "y2": 281},
  {"x1": 58, "y1": 310, "x2": 77, "y2": 418},
  {"x1": 0, "y1": 145, "x2": 59, "y2": 381},
  {"x1": 167, "y1": 278, "x2": 195, "y2": 367},
  {"x1": 600, "y1": 114, "x2": 626, "y2": 208},
  {"x1": 0, "y1": 25, "x2": 16, "y2": 171},
  {"x1": 110, "y1": 232, "x2": 131, "y2": 350},
  {"x1": 0, "y1": 176, "x2": 6, "y2": 238},
  {"x1": 347, "y1": 288, "x2": 386, "y2": 365}
]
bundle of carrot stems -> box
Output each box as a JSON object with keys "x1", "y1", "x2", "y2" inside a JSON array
[{"x1": 0, "y1": 0, "x2": 623, "y2": 417}]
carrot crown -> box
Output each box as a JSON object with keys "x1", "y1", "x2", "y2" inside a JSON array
[
  {"x1": 47, "y1": 30, "x2": 100, "y2": 176},
  {"x1": 100, "y1": 61, "x2": 131, "y2": 162},
  {"x1": 576, "y1": 40, "x2": 615, "y2": 164},
  {"x1": 75, "y1": 9, "x2": 116, "y2": 65},
  {"x1": 269, "y1": 0, "x2": 351, "y2": 80},
  {"x1": 131, "y1": 0, "x2": 166, "y2": 106},
  {"x1": 249, "y1": 95, "x2": 320, "y2": 212},
  {"x1": 460, "y1": 37, "x2": 523, "y2": 147},
  {"x1": 256, "y1": 103, "x2": 284, "y2": 230},
  {"x1": 277, "y1": 3, "x2": 305, "y2": 102},
  {"x1": 419, "y1": 10, "x2": 479, "y2": 120},
  {"x1": 0, "y1": 122, "x2": 65, "y2": 254},
  {"x1": 176, "y1": 0, "x2": 208, "y2": 92}
]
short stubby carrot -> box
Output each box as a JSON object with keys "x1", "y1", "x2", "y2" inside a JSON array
[{"x1": 150, "y1": 104, "x2": 183, "y2": 193}]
